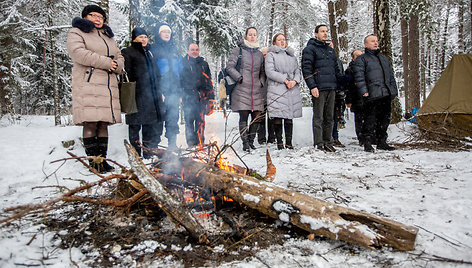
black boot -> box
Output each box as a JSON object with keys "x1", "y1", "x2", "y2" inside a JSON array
[
  {"x1": 247, "y1": 122, "x2": 258, "y2": 150},
  {"x1": 83, "y1": 137, "x2": 101, "y2": 171},
  {"x1": 377, "y1": 142, "x2": 395, "y2": 151},
  {"x1": 239, "y1": 122, "x2": 250, "y2": 152},
  {"x1": 364, "y1": 142, "x2": 375, "y2": 153},
  {"x1": 284, "y1": 121, "x2": 293, "y2": 149},
  {"x1": 96, "y1": 137, "x2": 115, "y2": 173},
  {"x1": 274, "y1": 123, "x2": 284, "y2": 150}
]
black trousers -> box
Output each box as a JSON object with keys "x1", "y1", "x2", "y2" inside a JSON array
[
  {"x1": 362, "y1": 97, "x2": 391, "y2": 145},
  {"x1": 164, "y1": 94, "x2": 180, "y2": 139},
  {"x1": 257, "y1": 105, "x2": 268, "y2": 143},
  {"x1": 129, "y1": 121, "x2": 163, "y2": 157},
  {"x1": 183, "y1": 103, "x2": 205, "y2": 146},
  {"x1": 238, "y1": 110, "x2": 262, "y2": 143},
  {"x1": 354, "y1": 110, "x2": 365, "y2": 143}
]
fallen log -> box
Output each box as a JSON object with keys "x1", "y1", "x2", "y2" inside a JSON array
[
  {"x1": 147, "y1": 148, "x2": 418, "y2": 251},
  {"x1": 124, "y1": 141, "x2": 208, "y2": 244}
]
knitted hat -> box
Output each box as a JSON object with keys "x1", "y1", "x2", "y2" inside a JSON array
[
  {"x1": 132, "y1": 27, "x2": 148, "y2": 41},
  {"x1": 158, "y1": 25, "x2": 172, "y2": 35},
  {"x1": 81, "y1": 5, "x2": 107, "y2": 22}
]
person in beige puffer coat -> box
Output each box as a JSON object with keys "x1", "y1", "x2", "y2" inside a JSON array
[{"x1": 67, "y1": 5, "x2": 124, "y2": 173}]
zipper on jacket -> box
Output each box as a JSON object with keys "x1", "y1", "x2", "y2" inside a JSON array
[
  {"x1": 251, "y1": 50, "x2": 254, "y2": 110},
  {"x1": 97, "y1": 30, "x2": 116, "y2": 123},
  {"x1": 86, "y1": 67, "x2": 95, "y2": 82}
]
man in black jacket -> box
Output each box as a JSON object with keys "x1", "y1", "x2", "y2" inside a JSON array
[
  {"x1": 353, "y1": 35, "x2": 398, "y2": 152},
  {"x1": 181, "y1": 43, "x2": 214, "y2": 147},
  {"x1": 302, "y1": 25, "x2": 342, "y2": 152}
]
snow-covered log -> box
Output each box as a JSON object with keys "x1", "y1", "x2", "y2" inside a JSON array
[
  {"x1": 124, "y1": 141, "x2": 208, "y2": 244},
  {"x1": 150, "y1": 149, "x2": 418, "y2": 251}
]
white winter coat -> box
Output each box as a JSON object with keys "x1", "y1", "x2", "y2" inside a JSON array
[{"x1": 265, "y1": 45, "x2": 302, "y2": 119}]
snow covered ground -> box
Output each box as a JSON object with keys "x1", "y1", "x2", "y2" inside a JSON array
[{"x1": 1, "y1": 108, "x2": 471, "y2": 267}]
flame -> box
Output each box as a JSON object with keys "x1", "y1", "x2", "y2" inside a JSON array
[
  {"x1": 216, "y1": 157, "x2": 235, "y2": 173},
  {"x1": 223, "y1": 196, "x2": 233, "y2": 202},
  {"x1": 184, "y1": 189, "x2": 195, "y2": 203},
  {"x1": 193, "y1": 213, "x2": 212, "y2": 218}
]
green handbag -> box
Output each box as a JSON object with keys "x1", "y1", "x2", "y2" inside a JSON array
[{"x1": 119, "y1": 72, "x2": 138, "y2": 114}]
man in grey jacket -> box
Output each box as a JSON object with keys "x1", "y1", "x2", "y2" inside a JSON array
[{"x1": 353, "y1": 35, "x2": 398, "y2": 152}]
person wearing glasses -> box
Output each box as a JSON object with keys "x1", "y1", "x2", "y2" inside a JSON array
[{"x1": 67, "y1": 5, "x2": 124, "y2": 173}]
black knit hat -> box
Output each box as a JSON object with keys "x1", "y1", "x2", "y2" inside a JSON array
[
  {"x1": 81, "y1": 5, "x2": 107, "y2": 22},
  {"x1": 132, "y1": 27, "x2": 148, "y2": 41}
]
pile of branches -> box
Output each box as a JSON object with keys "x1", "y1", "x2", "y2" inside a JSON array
[
  {"x1": 0, "y1": 145, "x2": 284, "y2": 266},
  {"x1": 395, "y1": 119, "x2": 472, "y2": 151}
]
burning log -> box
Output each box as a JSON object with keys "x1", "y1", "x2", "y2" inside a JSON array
[
  {"x1": 135, "y1": 146, "x2": 418, "y2": 251},
  {"x1": 124, "y1": 141, "x2": 209, "y2": 244}
]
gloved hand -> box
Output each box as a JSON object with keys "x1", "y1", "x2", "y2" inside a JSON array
[{"x1": 238, "y1": 77, "x2": 243, "y2": 84}]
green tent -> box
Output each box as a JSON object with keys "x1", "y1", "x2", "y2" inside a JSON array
[{"x1": 416, "y1": 54, "x2": 472, "y2": 137}]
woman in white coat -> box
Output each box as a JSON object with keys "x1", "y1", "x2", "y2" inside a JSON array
[{"x1": 265, "y1": 33, "x2": 302, "y2": 149}]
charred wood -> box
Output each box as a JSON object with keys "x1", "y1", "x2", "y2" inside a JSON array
[{"x1": 144, "y1": 148, "x2": 418, "y2": 251}]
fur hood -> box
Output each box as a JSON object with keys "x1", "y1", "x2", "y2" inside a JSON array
[
  {"x1": 71, "y1": 17, "x2": 114, "y2": 38},
  {"x1": 268, "y1": 45, "x2": 295, "y2": 56}
]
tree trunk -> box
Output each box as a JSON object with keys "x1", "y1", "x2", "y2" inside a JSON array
[
  {"x1": 145, "y1": 148, "x2": 419, "y2": 251},
  {"x1": 244, "y1": 0, "x2": 251, "y2": 27},
  {"x1": 99, "y1": 0, "x2": 110, "y2": 19},
  {"x1": 50, "y1": 31, "x2": 59, "y2": 126},
  {"x1": 440, "y1": 3, "x2": 450, "y2": 70},
  {"x1": 458, "y1": 0, "x2": 464, "y2": 54},
  {"x1": 373, "y1": 0, "x2": 401, "y2": 123},
  {"x1": 373, "y1": 0, "x2": 393, "y2": 62},
  {"x1": 401, "y1": 17, "x2": 409, "y2": 110},
  {"x1": 283, "y1": 2, "x2": 288, "y2": 40},
  {"x1": 420, "y1": 33, "x2": 426, "y2": 101},
  {"x1": 335, "y1": 0, "x2": 349, "y2": 63},
  {"x1": 407, "y1": 13, "x2": 420, "y2": 112},
  {"x1": 0, "y1": 35, "x2": 13, "y2": 116},
  {"x1": 328, "y1": 1, "x2": 340, "y2": 56},
  {"x1": 268, "y1": 0, "x2": 275, "y2": 44},
  {"x1": 427, "y1": 42, "x2": 432, "y2": 91},
  {"x1": 196, "y1": 24, "x2": 200, "y2": 45},
  {"x1": 129, "y1": 0, "x2": 140, "y2": 36}
]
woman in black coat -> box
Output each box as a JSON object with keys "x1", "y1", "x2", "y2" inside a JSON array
[{"x1": 122, "y1": 27, "x2": 164, "y2": 158}]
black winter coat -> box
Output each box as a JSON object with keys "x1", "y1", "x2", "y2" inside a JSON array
[
  {"x1": 301, "y1": 38, "x2": 341, "y2": 91},
  {"x1": 181, "y1": 55, "x2": 214, "y2": 106},
  {"x1": 122, "y1": 42, "x2": 164, "y2": 125},
  {"x1": 344, "y1": 60, "x2": 364, "y2": 112},
  {"x1": 353, "y1": 48, "x2": 398, "y2": 101}
]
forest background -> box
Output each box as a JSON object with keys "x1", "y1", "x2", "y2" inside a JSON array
[{"x1": 1, "y1": 0, "x2": 471, "y2": 124}]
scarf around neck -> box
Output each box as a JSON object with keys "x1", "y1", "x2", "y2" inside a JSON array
[{"x1": 244, "y1": 39, "x2": 260, "y2": 49}]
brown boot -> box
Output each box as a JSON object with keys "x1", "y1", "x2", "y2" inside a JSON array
[{"x1": 333, "y1": 139, "x2": 345, "y2": 148}]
